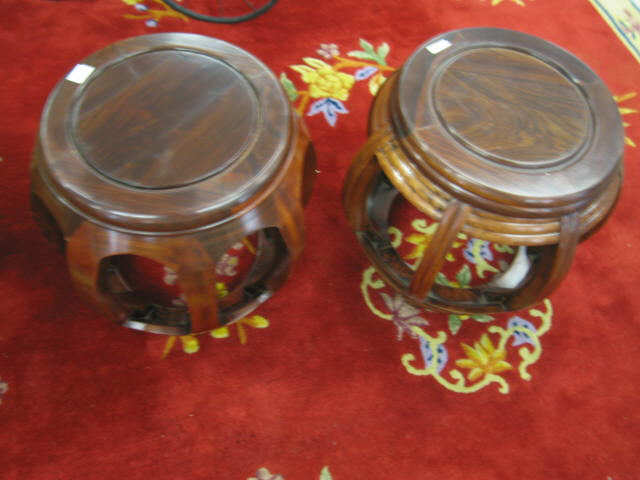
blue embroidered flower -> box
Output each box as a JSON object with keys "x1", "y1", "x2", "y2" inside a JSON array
[
  {"x1": 307, "y1": 98, "x2": 348, "y2": 127},
  {"x1": 463, "y1": 238, "x2": 494, "y2": 264},
  {"x1": 507, "y1": 316, "x2": 537, "y2": 346},
  {"x1": 355, "y1": 66, "x2": 378, "y2": 80},
  {"x1": 420, "y1": 337, "x2": 448, "y2": 373}
]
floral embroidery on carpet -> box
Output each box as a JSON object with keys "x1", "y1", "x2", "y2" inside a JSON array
[
  {"x1": 589, "y1": 0, "x2": 640, "y2": 64},
  {"x1": 360, "y1": 212, "x2": 552, "y2": 395},
  {"x1": 248, "y1": 466, "x2": 332, "y2": 480},
  {"x1": 162, "y1": 315, "x2": 270, "y2": 357},
  {"x1": 280, "y1": 40, "x2": 396, "y2": 126},
  {"x1": 362, "y1": 266, "x2": 552, "y2": 394},
  {"x1": 615, "y1": 91, "x2": 638, "y2": 147},
  {"x1": 121, "y1": 0, "x2": 188, "y2": 27}
]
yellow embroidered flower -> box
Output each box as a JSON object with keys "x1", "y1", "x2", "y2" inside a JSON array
[
  {"x1": 405, "y1": 223, "x2": 438, "y2": 261},
  {"x1": 215, "y1": 282, "x2": 228, "y2": 298},
  {"x1": 614, "y1": 92, "x2": 637, "y2": 147},
  {"x1": 163, "y1": 315, "x2": 269, "y2": 357},
  {"x1": 180, "y1": 335, "x2": 200, "y2": 354},
  {"x1": 211, "y1": 315, "x2": 269, "y2": 344},
  {"x1": 122, "y1": 0, "x2": 189, "y2": 24},
  {"x1": 368, "y1": 72, "x2": 386, "y2": 96},
  {"x1": 455, "y1": 334, "x2": 512, "y2": 381},
  {"x1": 291, "y1": 58, "x2": 355, "y2": 101}
]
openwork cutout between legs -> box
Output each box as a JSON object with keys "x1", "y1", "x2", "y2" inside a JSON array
[{"x1": 95, "y1": 229, "x2": 291, "y2": 335}]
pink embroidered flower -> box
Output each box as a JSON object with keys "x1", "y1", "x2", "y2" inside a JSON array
[
  {"x1": 379, "y1": 292, "x2": 429, "y2": 340},
  {"x1": 316, "y1": 43, "x2": 339, "y2": 59},
  {"x1": 163, "y1": 266, "x2": 178, "y2": 285},
  {"x1": 215, "y1": 253, "x2": 239, "y2": 277}
]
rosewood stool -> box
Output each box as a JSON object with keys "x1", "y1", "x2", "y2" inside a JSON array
[
  {"x1": 31, "y1": 33, "x2": 315, "y2": 335},
  {"x1": 343, "y1": 28, "x2": 624, "y2": 314}
]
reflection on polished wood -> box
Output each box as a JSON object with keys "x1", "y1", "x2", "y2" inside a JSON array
[
  {"x1": 31, "y1": 33, "x2": 315, "y2": 335},
  {"x1": 344, "y1": 28, "x2": 624, "y2": 314}
]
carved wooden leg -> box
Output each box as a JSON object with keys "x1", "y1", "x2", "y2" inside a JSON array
[
  {"x1": 410, "y1": 201, "x2": 472, "y2": 300},
  {"x1": 175, "y1": 262, "x2": 219, "y2": 333},
  {"x1": 344, "y1": 130, "x2": 419, "y2": 291},
  {"x1": 506, "y1": 213, "x2": 580, "y2": 310},
  {"x1": 252, "y1": 193, "x2": 304, "y2": 302},
  {"x1": 343, "y1": 130, "x2": 393, "y2": 230},
  {"x1": 139, "y1": 237, "x2": 220, "y2": 334},
  {"x1": 275, "y1": 194, "x2": 305, "y2": 260}
]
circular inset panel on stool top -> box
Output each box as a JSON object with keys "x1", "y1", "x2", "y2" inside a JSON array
[
  {"x1": 73, "y1": 49, "x2": 259, "y2": 190},
  {"x1": 392, "y1": 28, "x2": 624, "y2": 215},
  {"x1": 433, "y1": 48, "x2": 591, "y2": 169},
  {"x1": 37, "y1": 33, "x2": 292, "y2": 233}
]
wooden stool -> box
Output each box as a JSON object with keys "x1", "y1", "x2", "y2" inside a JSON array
[
  {"x1": 31, "y1": 33, "x2": 315, "y2": 334},
  {"x1": 343, "y1": 28, "x2": 624, "y2": 314}
]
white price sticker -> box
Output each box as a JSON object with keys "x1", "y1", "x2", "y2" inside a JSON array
[
  {"x1": 426, "y1": 39, "x2": 452, "y2": 55},
  {"x1": 65, "y1": 64, "x2": 95, "y2": 84}
]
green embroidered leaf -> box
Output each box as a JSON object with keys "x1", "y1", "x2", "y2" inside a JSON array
[
  {"x1": 319, "y1": 466, "x2": 333, "y2": 480},
  {"x1": 348, "y1": 39, "x2": 388, "y2": 65},
  {"x1": 456, "y1": 265, "x2": 472, "y2": 287},
  {"x1": 494, "y1": 244, "x2": 515, "y2": 254},
  {"x1": 448, "y1": 315, "x2": 463, "y2": 335},
  {"x1": 279, "y1": 73, "x2": 298, "y2": 101},
  {"x1": 347, "y1": 50, "x2": 377, "y2": 62},
  {"x1": 359, "y1": 38, "x2": 376, "y2": 55},
  {"x1": 435, "y1": 272, "x2": 449, "y2": 286},
  {"x1": 471, "y1": 314, "x2": 494, "y2": 323},
  {"x1": 376, "y1": 42, "x2": 390, "y2": 65}
]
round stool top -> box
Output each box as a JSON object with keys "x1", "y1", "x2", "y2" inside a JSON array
[
  {"x1": 391, "y1": 28, "x2": 624, "y2": 216},
  {"x1": 37, "y1": 33, "x2": 292, "y2": 232}
]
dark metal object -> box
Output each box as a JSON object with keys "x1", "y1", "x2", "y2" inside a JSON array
[{"x1": 162, "y1": 0, "x2": 277, "y2": 24}]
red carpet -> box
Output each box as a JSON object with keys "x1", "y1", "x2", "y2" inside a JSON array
[{"x1": 1, "y1": 0, "x2": 639, "y2": 478}]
